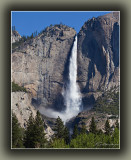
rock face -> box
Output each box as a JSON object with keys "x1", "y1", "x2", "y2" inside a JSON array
[
  {"x1": 12, "y1": 30, "x2": 22, "y2": 43},
  {"x1": 12, "y1": 92, "x2": 37, "y2": 128},
  {"x1": 77, "y1": 12, "x2": 120, "y2": 108},
  {"x1": 12, "y1": 12, "x2": 120, "y2": 113},
  {"x1": 12, "y1": 25, "x2": 76, "y2": 111},
  {"x1": 66, "y1": 110, "x2": 120, "y2": 133}
]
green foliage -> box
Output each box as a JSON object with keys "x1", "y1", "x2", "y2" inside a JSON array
[
  {"x1": 53, "y1": 116, "x2": 65, "y2": 139},
  {"x1": 72, "y1": 124, "x2": 79, "y2": 139},
  {"x1": 115, "y1": 119, "x2": 119, "y2": 129},
  {"x1": 70, "y1": 133, "x2": 89, "y2": 148},
  {"x1": 97, "y1": 129, "x2": 103, "y2": 135},
  {"x1": 69, "y1": 116, "x2": 119, "y2": 148},
  {"x1": 111, "y1": 128, "x2": 119, "y2": 147},
  {"x1": 31, "y1": 33, "x2": 34, "y2": 39},
  {"x1": 24, "y1": 111, "x2": 47, "y2": 148},
  {"x1": 12, "y1": 82, "x2": 27, "y2": 92},
  {"x1": 12, "y1": 113, "x2": 24, "y2": 148},
  {"x1": 63, "y1": 127, "x2": 70, "y2": 144},
  {"x1": 89, "y1": 117, "x2": 97, "y2": 134},
  {"x1": 12, "y1": 107, "x2": 119, "y2": 148},
  {"x1": 33, "y1": 111, "x2": 47, "y2": 148},
  {"x1": 70, "y1": 130, "x2": 119, "y2": 148},
  {"x1": 12, "y1": 31, "x2": 38, "y2": 50},
  {"x1": 52, "y1": 116, "x2": 70, "y2": 145},
  {"x1": 92, "y1": 88, "x2": 119, "y2": 115},
  {"x1": 12, "y1": 111, "x2": 119, "y2": 148},
  {"x1": 22, "y1": 35, "x2": 27, "y2": 42},
  {"x1": 51, "y1": 138, "x2": 69, "y2": 148},
  {"x1": 105, "y1": 119, "x2": 111, "y2": 135},
  {"x1": 24, "y1": 113, "x2": 35, "y2": 148},
  {"x1": 12, "y1": 35, "x2": 26, "y2": 49},
  {"x1": 70, "y1": 133, "x2": 100, "y2": 148},
  {"x1": 80, "y1": 124, "x2": 87, "y2": 134}
]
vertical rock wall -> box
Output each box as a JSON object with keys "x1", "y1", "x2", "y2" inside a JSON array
[{"x1": 77, "y1": 12, "x2": 120, "y2": 108}]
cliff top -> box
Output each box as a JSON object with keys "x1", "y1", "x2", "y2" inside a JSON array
[
  {"x1": 12, "y1": 24, "x2": 76, "y2": 52},
  {"x1": 39, "y1": 24, "x2": 76, "y2": 37},
  {"x1": 79, "y1": 12, "x2": 119, "y2": 35},
  {"x1": 98, "y1": 12, "x2": 119, "y2": 21},
  {"x1": 12, "y1": 30, "x2": 22, "y2": 43}
]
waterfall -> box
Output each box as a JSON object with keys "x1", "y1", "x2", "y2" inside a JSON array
[
  {"x1": 39, "y1": 36, "x2": 82, "y2": 123},
  {"x1": 62, "y1": 35, "x2": 83, "y2": 122}
]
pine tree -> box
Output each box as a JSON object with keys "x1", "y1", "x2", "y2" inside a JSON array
[
  {"x1": 24, "y1": 113, "x2": 35, "y2": 148},
  {"x1": 53, "y1": 116, "x2": 65, "y2": 139},
  {"x1": 33, "y1": 111, "x2": 47, "y2": 148},
  {"x1": 89, "y1": 117, "x2": 97, "y2": 134},
  {"x1": 105, "y1": 119, "x2": 111, "y2": 135},
  {"x1": 72, "y1": 124, "x2": 79, "y2": 139},
  {"x1": 22, "y1": 35, "x2": 27, "y2": 42},
  {"x1": 63, "y1": 127, "x2": 70, "y2": 144},
  {"x1": 12, "y1": 113, "x2": 24, "y2": 148},
  {"x1": 31, "y1": 33, "x2": 34, "y2": 39},
  {"x1": 24, "y1": 111, "x2": 47, "y2": 148}
]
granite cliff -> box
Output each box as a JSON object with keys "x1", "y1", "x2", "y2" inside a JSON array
[
  {"x1": 77, "y1": 12, "x2": 120, "y2": 108},
  {"x1": 11, "y1": 12, "x2": 120, "y2": 123},
  {"x1": 12, "y1": 24, "x2": 76, "y2": 112}
]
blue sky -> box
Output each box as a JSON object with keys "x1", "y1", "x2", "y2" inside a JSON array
[{"x1": 12, "y1": 11, "x2": 111, "y2": 36}]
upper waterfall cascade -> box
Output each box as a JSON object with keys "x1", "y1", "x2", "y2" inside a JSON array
[{"x1": 62, "y1": 35, "x2": 83, "y2": 122}]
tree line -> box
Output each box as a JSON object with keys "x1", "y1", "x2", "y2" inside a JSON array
[
  {"x1": 12, "y1": 25, "x2": 38, "y2": 50},
  {"x1": 12, "y1": 111, "x2": 119, "y2": 148}
]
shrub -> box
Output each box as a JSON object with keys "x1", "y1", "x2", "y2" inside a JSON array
[{"x1": 12, "y1": 82, "x2": 27, "y2": 92}]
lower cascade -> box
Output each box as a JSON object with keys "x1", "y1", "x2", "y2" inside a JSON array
[{"x1": 39, "y1": 36, "x2": 82, "y2": 123}]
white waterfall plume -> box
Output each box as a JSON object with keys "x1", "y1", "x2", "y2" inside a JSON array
[
  {"x1": 62, "y1": 35, "x2": 83, "y2": 122},
  {"x1": 39, "y1": 36, "x2": 82, "y2": 123}
]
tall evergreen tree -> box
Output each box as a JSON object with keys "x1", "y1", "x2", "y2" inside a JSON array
[
  {"x1": 24, "y1": 111, "x2": 47, "y2": 148},
  {"x1": 12, "y1": 113, "x2": 24, "y2": 148},
  {"x1": 31, "y1": 33, "x2": 34, "y2": 39},
  {"x1": 63, "y1": 127, "x2": 70, "y2": 144},
  {"x1": 89, "y1": 117, "x2": 97, "y2": 134},
  {"x1": 53, "y1": 116, "x2": 65, "y2": 139},
  {"x1": 72, "y1": 124, "x2": 79, "y2": 139},
  {"x1": 33, "y1": 111, "x2": 47, "y2": 148},
  {"x1": 22, "y1": 35, "x2": 27, "y2": 42},
  {"x1": 24, "y1": 113, "x2": 35, "y2": 148},
  {"x1": 105, "y1": 119, "x2": 111, "y2": 135}
]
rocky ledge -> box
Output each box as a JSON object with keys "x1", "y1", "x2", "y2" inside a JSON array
[{"x1": 12, "y1": 30, "x2": 22, "y2": 43}]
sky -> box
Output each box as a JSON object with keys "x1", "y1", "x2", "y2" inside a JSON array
[{"x1": 11, "y1": 11, "x2": 111, "y2": 36}]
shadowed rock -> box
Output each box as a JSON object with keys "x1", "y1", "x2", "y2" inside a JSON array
[{"x1": 77, "y1": 12, "x2": 120, "y2": 108}]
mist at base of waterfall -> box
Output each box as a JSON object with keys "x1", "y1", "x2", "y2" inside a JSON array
[{"x1": 38, "y1": 106, "x2": 82, "y2": 124}]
